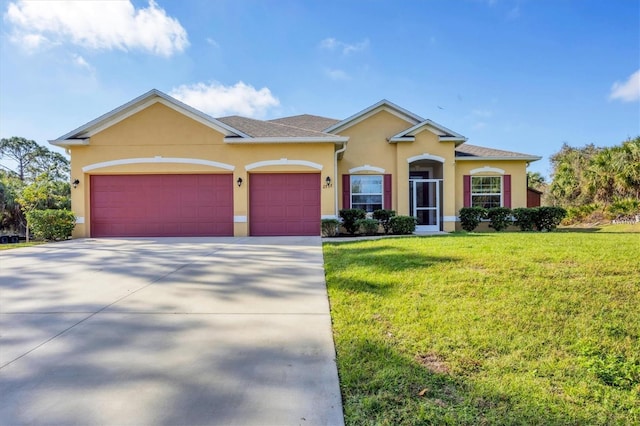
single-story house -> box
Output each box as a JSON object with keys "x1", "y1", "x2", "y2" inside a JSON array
[{"x1": 50, "y1": 89, "x2": 541, "y2": 237}]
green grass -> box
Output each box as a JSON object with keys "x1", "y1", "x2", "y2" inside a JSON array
[
  {"x1": 0, "y1": 241, "x2": 45, "y2": 250},
  {"x1": 324, "y1": 233, "x2": 640, "y2": 425}
]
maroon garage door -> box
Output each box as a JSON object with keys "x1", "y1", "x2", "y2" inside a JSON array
[
  {"x1": 90, "y1": 174, "x2": 233, "y2": 237},
  {"x1": 250, "y1": 173, "x2": 320, "y2": 236}
]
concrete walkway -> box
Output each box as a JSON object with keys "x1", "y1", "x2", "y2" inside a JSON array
[{"x1": 0, "y1": 237, "x2": 343, "y2": 426}]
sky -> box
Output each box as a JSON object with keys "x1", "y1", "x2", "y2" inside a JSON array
[{"x1": 0, "y1": 0, "x2": 638, "y2": 178}]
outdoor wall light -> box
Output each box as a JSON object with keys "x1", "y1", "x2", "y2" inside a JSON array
[
  {"x1": 325, "y1": 176, "x2": 332, "y2": 187},
  {"x1": 72, "y1": 179, "x2": 80, "y2": 189},
  {"x1": 236, "y1": 177, "x2": 243, "y2": 187}
]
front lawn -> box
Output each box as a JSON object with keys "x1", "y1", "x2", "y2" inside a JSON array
[{"x1": 324, "y1": 233, "x2": 640, "y2": 425}]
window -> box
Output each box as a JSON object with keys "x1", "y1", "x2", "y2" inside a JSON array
[
  {"x1": 351, "y1": 175, "x2": 382, "y2": 212},
  {"x1": 471, "y1": 176, "x2": 502, "y2": 208}
]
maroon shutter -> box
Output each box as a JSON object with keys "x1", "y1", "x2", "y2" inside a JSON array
[
  {"x1": 463, "y1": 175, "x2": 471, "y2": 207},
  {"x1": 383, "y1": 174, "x2": 392, "y2": 209},
  {"x1": 503, "y1": 175, "x2": 511, "y2": 208},
  {"x1": 342, "y1": 175, "x2": 351, "y2": 209}
]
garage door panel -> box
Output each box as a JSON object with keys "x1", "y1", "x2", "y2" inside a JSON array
[
  {"x1": 90, "y1": 174, "x2": 233, "y2": 237},
  {"x1": 250, "y1": 173, "x2": 320, "y2": 236}
]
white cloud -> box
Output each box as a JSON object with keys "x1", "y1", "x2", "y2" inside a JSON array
[
  {"x1": 72, "y1": 54, "x2": 93, "y2": 71},
  {"x1": 609, "y1": 69, "x2": 640, "y2": 102},
  {"x1": 4, "y1": 0, "x2": 188, "y2": 56},
  {"x1": 473, "y1": 122, "x2": 487, "y2": 130},
  {"x1": 206, "y1": 37, "x2": 219, "y2": 48},
  {"x1": 319, "y1": 37, "x2": 369, "y2": 55},
  {"x1": 325, "y1": 69, "x2": 350, "y2": 81},
  {"x1": 170, "y1": 81, "x2": 280, "y2": 118}
]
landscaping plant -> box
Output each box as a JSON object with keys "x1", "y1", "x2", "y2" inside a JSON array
[
  {"x1": 373, "y1": 209, "x2": 396, "y2": 234},
  {"x1": 486, "y1": 207, "x2": 512, "y2": 231},
  {"x1": 458, "y1": 207, "x2": 487, "y2": 232},
  {"x1": 321, "y1": 218, "x2": 340, "y2": 237},
  {"x1": 389, "y1": 215, "x2": 417, "y2": 234},
  {"x1": 356, "y1": 218, "x2": 379, "y2": 236},
  {"x1": 339, "y1": 209, "x2": 367, "y2": 235},
  {"x1": 26, "y1": 209, "x2": 75, "y2": 240}
]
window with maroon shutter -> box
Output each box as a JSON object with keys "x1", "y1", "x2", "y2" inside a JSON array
[
  {"x1": 503, "y1": 175, "x2": 511, "y2": 208},
  {"x1": 463, "y1": 175, "x2": 471, "y2": 207},
  {"x1": 470, "y1": 176, "x2": 505, "y2": 208},
  {"x1": 383, "y1": 174, "x2": 392, "y2": 209},
  {"x1": 350, "y1": 175, "x2": 383, "y2": 212},
  {"x1": 342, "y1": 175, "x2": 351, "y2": 209}
]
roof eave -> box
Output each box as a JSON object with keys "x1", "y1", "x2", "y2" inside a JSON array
[
  {"x1": 224, "y1": 136, "x2": 349, "y2": 144},
  {"x1": 48, "y1": 138, "x2": 90, "y2": 147},
  {"x1": 455, "y1": 155, "x2": 542, "y2": 162}
]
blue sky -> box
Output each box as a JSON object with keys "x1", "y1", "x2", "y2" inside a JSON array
[{"x1": 1, "y1": 0, "x2": 638, "y2": 178}]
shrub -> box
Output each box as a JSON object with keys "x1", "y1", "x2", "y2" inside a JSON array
[
  {"x1": 321, "y1": 219, "x2": 340, "y2": 237},
  {"x1": 373, "y1": 209, "x2": 396, "y2": 234},
  {"x1": 26, "y1": 209, "x2": 75, "y2": 241},
  {"x1": 512, "y1": 208, "x2": 536, "y2": 231},
  {"x1": 607, "y1": 198, "x2": 640, "y2": 218},
  {"x1": 458, "y1": 207, "x2": 487, "y2": 232},
  {"x1": 357, "y1": 218, "x2": 380, "y2": 235},
  {"x1": 390, "y1": 215, "x2": 417, "y2": 235},
  {"x1": 564, "y1": 204, "x2": 599, "y2": 225},
  {"x1": 339, "y1": 209, "x2": 367, "y2": 235},
  {"x1": 486, "y1": 207, "x2": 512, "y2": 232},
  {"x1": 533, "y1": 206, "x2": 567, "y2": 232}
]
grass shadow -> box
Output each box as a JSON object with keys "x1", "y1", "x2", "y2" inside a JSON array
[{"x1": 336, "y1": 336, "x2": 604, "y2": 425}]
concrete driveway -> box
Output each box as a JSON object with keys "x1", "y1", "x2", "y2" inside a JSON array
[{"x1": 0, "y1": 237, "x2": 343, "y2": 426}]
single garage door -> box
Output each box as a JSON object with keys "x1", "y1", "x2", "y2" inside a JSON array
[
  {"x1": 250, "y1": 173, "x2": 320, "y2": 236},
  {"x1": 90, "y1": 174, "x2": 233, "y2": 237}
]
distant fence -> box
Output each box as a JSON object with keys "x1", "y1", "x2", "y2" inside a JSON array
[{"x1": 611, "y1": 215, "x2": 640, "y2": 225}]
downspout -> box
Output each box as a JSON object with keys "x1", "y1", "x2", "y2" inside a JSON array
[{"x1": 334, "y1": 141, "x2": 348, "y2": 217}]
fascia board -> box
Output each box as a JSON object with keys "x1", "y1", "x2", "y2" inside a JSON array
[
  {"x1": 455, "y1": 156, "x2": 542, "y2": 162},
  {"x1": 48, "y1": 138, "x2": 89, "y2": 147}
]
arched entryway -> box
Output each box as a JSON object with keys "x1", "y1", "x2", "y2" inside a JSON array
[{"x1": 409, "y1": 158, "x2": 443, "y2": 232}]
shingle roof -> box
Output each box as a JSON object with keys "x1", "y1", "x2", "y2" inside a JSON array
[
  {"x1": 455, "y1": 144, "x2": 541, "y2": 160},
  {"x1": 216, "y1": 115, "x2": 341, "y2": 138},
  {"x1": 268, "y1": 114, "x2": 340, "y2": 132}
]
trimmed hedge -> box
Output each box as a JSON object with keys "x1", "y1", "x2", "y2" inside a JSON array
[
  {"x1": 357, "y1": 218, "x2": 380, "y2": 235},
  {"x1": 321, "y1": 219, "x2": 340, "y2": 237},
  {"x1": 390, "y1": 215, "x2": 417, "y2": 235},
  {"x1": 459, "y1": 207, "x2": 487, "y2": 232},
  {"x1": 26, "y1": 209, "x2": 75, "y2": 241},
  {"x1": 487, "y1": 207, "x2": 513, "y2": 232},
  {"x1": 339, "y1": 209, "x2": 367, "y2": 235},
  {"x1": 512, "y1": 208, "x2": 536, "y2": 231},
  {"x1": 532, "y1": 206, "x2": 567, "y2": 232},
  {"x1": 373, "y1": 209, "x2": 396, "y2": 234}
]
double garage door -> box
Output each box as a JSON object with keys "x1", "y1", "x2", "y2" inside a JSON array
[{"x1": 90, "y1": 173, "x2": 320, "y2": 237}]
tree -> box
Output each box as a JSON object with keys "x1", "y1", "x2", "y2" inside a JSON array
[
  {"x1": 16, "y1": 174, "x2": 70, "y2": 241},
  {"x1": 0, "y1": 136, "x2": 69, "y2": 182},
  {"x1": 526, "y1": 171, "x2": 546, "y2": 191},
  {"x1": 0, "y1": 171, "x2": 26, "y2": 232},
  {"x1": 548, "y1": 138, "x2": 640, "y2": 208}
]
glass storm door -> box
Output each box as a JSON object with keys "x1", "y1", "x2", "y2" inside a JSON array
[{"x1": 410, "y1": 179, "x2": 440, "y2": 232}]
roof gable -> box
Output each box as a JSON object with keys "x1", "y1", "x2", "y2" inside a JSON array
[
  {"x1": 324, "y1": 99, "x2": 424, "y2": 134},
  {"x1": 50, "y1": 89, "x2": 248, "y2": 146},
  {"x1": 389, "y1": 119, "x2": 467, "y2": 144}
]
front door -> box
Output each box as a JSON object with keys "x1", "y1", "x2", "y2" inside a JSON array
[{"x1": 410, "y1": 179, "x2": 441, "y2": 232}]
